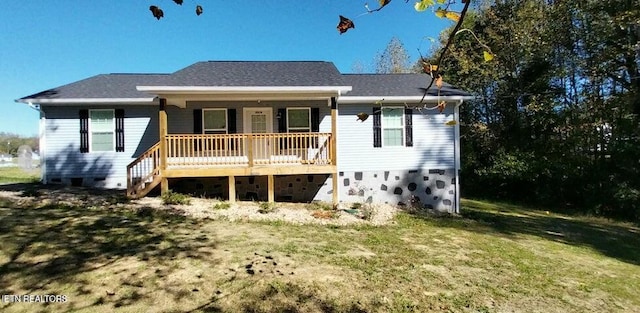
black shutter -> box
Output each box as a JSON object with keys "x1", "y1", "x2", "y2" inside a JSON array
[
  {"x1": 405, "y1": 108, "x2": 413, "y2": 147},
  {"x1": 310, "y1": 108, "x2": 320, "y2": 147},
  {"x1": 115, "y1": 109, "x2": 125, "y2": 152},
  {"x1": 79, "y1": 110, "x2": 89, "y2": 153},
  {"x1": 278, "y1": 108, "x2": 287, "y2": 133},
  {"x1": 278, "y1": 108, "x2": 287, "y2": 149},
  {"x1": 373, "y1": 107, "x2": 382, "y2": 148},
  {"x1": 193, "y1": 109, "x2": 202, "y2": 152},
  {"x1": 227, "y1": 109, "x2": 237, "y2": 133},
  {"x1": 193, "y1": 109, "x2": 203, "y2": 133},
  {"x1": 227, "y1": 109, "x2": 236, "y2": 150},
  {"x1": 311, "y1": 108, "x2": 320, "y2": 132}
]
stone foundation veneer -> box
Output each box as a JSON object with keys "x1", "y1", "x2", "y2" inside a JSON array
[
  {"x1": 169, "y1": 169, "x2": 456, "y2": 212},
  {"x1": 337, "y1": 169, "x2": 457, "y2": 213}
]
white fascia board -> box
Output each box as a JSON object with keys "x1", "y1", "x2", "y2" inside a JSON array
[
  {"x1": 337, "y1": 95, "x2": 475, "y2": 104},
  {"x1": 15, "y1": 98, "x2": 157, "y2": 105},
  {"x1": 136, "y1": 86, "x2": 352, "y2": 94}
]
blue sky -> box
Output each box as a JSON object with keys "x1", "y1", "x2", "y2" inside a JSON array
[{"x1": 0, "y1": 1, "x2": 456, "y2": 136}]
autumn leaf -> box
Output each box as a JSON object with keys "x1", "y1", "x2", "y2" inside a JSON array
[
  {"x1": 445, "y1": 120, "x2": 457, "y2": 126},
  {"x1": 422, "y1": 62, "x2": 438, "y2": 74},
  {"x1": 414, "y1": 0, "x2": 435, "y2": 12},
  {"x1": 483, "y1": 50, "x2": 494, "y2": 62},
  {"x1": 437, "y1": 0, "x2": 446, "y2": 3},
  {"x1": 445, "y1": 11, "x2": 460, "y2": 22},
  {"x1": 196, "y1": 5, "x2": 203, "y2": 16},
  {"x1": 356, "y1": 112, "x2": 370, "y2": 122},
  {"x1": 337, "y1": 15, "x2": 355, "y2": 34},
  {"x1": 378, "y1": 0, "x2": 391, "y2": 8},
  {"x1": 173, "y1": 0, "x2": 183, "y2": 5},
  {"x1": 435, "y1": 8, "x2": 446, "y2": 18},
  {"x1": 149, "y1": 6, "x2": 164, "y2": 20},
  {"x1": 437, "y1": 101, "x2": 447, "y2": 113},
  {"x1": 435, "y1": 76, "x2": 443, "y2": 89}
]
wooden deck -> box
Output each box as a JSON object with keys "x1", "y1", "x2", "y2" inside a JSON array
[{"x1": 127, "y1": 132, "x2": 335, "y2": 198}]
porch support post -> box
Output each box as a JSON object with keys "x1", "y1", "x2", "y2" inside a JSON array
[
  {"x1": 330, "y1": 97, "x2": 339, "y2": 206},
  {"x1": 267, "y1": 175, "x2": 275, "y2": 203},
  {"x1": 159, "y1": 98, "x2": 169, "y2": 194},
  {"x1": 228, "y1": 175, "x2": 236, "y2": 203}
]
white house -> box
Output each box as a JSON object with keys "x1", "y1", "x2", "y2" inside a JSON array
[{"x1": 16, "y1": 61, "x2": 471, "y2": 212}]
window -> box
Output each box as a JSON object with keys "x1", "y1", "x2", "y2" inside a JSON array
[
  {"x1": 382, "y1": 107, "x2": 404, "y2": 146},
  {"x1": 287, "y1": 108, "x2": 311, "y2": 132},
  {"x1": 203, "y1": 109, "x2": 227, "y2": 134},
  {"x1": 90, "y1": 109, "x2": 115, "y2": 152}
]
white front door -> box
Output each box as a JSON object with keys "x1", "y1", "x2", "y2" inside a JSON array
[{"x1": 243, "y1": 108, "x2": 273, "y2": 161}]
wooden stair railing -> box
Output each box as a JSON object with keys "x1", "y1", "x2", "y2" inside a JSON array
[{"x1": 126, "y1": 142, "x2": 161, "y2": 199}]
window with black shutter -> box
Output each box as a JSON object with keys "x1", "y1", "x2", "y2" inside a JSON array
[
  {"x1": 373, "y1": 107, "x2": 382, "y2": 148},
  {"x1": 405, "y1": 108, "x2": 413, "y2": 147},
  {"x1": 79, "y1": 110, "x2": 89, "y2": 153},
  {"x1": 115, "y1": 109, "x2": 125, "y2": 152}
]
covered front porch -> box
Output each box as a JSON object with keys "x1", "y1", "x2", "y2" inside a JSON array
[{"x1": 127, "y1": 97, "x2": 339, "y2": 204}]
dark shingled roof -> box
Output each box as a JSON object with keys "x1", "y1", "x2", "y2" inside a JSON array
[
  {"x1": 19, "y1": 74, "x2": 169, "y2": 101},
  {"x1": 164, "y1": 61, "x2": 346, "y2": 87},
  {"x1": 341, "y1": 74, "x2": 471, "y2": 97},
  {"x1": 17, "y1": 62, "x2": 471, "y2": 102}
]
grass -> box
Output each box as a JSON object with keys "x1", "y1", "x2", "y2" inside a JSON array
[
  {"x1": 0, "y1": 166, "x2": 40, "y2": 184},
  {"x1": 0, "y1": 191, "x2": 638, "y2": 312}
]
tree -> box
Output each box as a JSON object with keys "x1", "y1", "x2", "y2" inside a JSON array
[
  {"x1": 374, "y1": 37, "x2": 412, "y2": 73},
  {"x1": 432, "y1": 0, "x2": 640, "y2": 220}
]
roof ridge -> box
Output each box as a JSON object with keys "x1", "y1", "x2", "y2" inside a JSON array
[
  {"x1": 107, "y1": 73, "x2": 170, "y2": 76},
  {"x1": 342, "y1": 73, "x2": 427, "y2": 75}
]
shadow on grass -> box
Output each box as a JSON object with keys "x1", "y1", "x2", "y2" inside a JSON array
[
  {"x1": 0, "y1": 193, "x2": 220, "y2": 311},
  {"x1": 231, "y1": 281, "x2": 368, "y2": 313},
  {"x1": 410, "y1": 198, "x2": 640, "y2": 266}
]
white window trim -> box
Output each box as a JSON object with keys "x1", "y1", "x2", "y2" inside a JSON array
[
  {"x1": 286, "y1": 107, "x2": 311, "y2": 132},
  {"x1": 202, "y1": 108, "x2": 228, "y2": 134},
  {"x1": 381, "y1": 106, "x2": 405, "y2": 147},
  {"x1": 89, "y1": 109, "x2": 115, "y2": 152}
]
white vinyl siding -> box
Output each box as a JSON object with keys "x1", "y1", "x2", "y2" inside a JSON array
[
  {"x1": 382, "y1": 107, "x2": 404, "y2": 146},
  {"x1": 337, "y1": 102, "x2": 455, "y2": 172},
  {"x1": 90, "y1": 109, "x2": 115, "y2": 152},
  {"x1": 203, "y1": 108, "x2": 227, "y2": 134},
  {"x1": 42, "y1": 106, "x2": 158, "y2": 189},
  {"x1": 287, "y1": 108, "x2": 311, "y2": 132}
]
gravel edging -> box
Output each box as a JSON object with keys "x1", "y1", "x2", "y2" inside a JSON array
[{"x1": 0, "y1": 186, "x2": 399, "y2": 226}]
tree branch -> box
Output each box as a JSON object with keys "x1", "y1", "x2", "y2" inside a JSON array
[{"x1": 421, "y1": 0, "x2": 472, "y2": 103}]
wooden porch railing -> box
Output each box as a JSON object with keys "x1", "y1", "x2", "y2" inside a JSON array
[
  {"x1": 165, "y1": 133, "x2": 332, "y2": 167},
  {"x1": 126, "y1": 142, "x2": 161, "y2": 198}
]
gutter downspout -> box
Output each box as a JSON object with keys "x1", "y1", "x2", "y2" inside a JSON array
[{"x1": 453, "y1": 100, "x2": 463, "y2": 214}]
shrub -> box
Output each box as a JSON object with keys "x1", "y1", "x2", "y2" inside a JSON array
[
  {"x1": 307, "y1": 201, "x2": 333, "y2": 211},
  {"x1": 212, "y1": 202, "x2": 231, "y2": 210},
  {"x1": 161, "y1": 191, "x2": 191, "y2": 205},
  {"x1": 258, "y1": 202, "x2": 277, "y2": 214}
]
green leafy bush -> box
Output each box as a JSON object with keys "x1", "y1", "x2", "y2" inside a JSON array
[
  {"x1": 258, "y1": 202, "x2": 277, "y2": 214},
  {"x1": 212, "y1": 202, "x2": 231, "y2": 210},
  {"x1": 161, "y1": 191, "x2": 191, "y2": 205}
]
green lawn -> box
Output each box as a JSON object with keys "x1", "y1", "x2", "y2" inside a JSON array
[
  {"x1": 0, "y1": 193, "x2": 638, "y2": 312},
  {"x1": 0, "y1": 166, "x2": 40, "y2": 184}
]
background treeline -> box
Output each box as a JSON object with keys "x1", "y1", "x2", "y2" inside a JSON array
[
  {"x1": 429, "y1": 0, "x2": 639, "y2": 220},
  {"x1": 0, "y1": 132, "x2": 39, "y2": 156}
]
